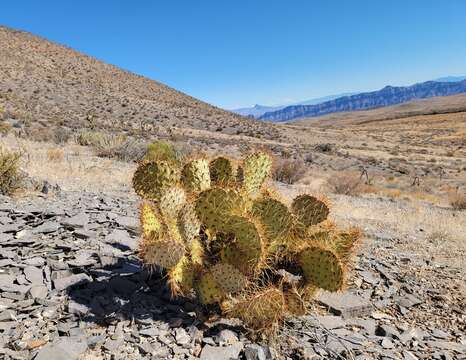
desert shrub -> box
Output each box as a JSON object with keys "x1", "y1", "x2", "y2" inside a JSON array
[
  {"x1": 327, "y1": 171, "x2": 367, "y2": 196},
  {"x1": 272, "y1": 157, "x2": 307, "y2": 184},
  {"x1": 47, "y1": 148, "x2": 64, "y2": 162},
  {"x1": 75, "y1": 130, "x2": 127, "y2": 148},
  {"x1": 145, "y1": 140, "x2": 189, "y2": 164},
  {"x1": 0, "y1": 147, "x2": 24, "y2": 195},
  {"x1": 97, "y1": 138, "x2": 147, "y2": 162},
  {"x1": 53, "y1": 127, "x2": 72, "y2": 144},
  {"x1": 449, "y1": 189, "x2": 466, "y2": 210}
]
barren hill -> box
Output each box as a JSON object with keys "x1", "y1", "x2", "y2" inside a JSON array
[{"x1": 0, "y1": 26, "x2": 279, "y2": 140}]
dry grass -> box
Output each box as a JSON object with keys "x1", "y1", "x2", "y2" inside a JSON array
[
  {"x1": 1, "y1": 134, "x2": 134, "y2": 192},
  {"x1": 47, "y1": 148, "x2": 64, "y2": 162}
]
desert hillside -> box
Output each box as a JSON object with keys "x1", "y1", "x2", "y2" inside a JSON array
[{"x1": 0, "y1": 26, "x2": 279, "y2": 141}]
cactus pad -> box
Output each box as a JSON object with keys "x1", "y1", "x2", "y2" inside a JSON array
[
  {"x1": 242, "y1": 152, "x2": 272, "y2": 194},
  {"x1": 169, "y1": 256, "x2": 194, "y2": 296},
  {"x1": 140, "y1": 202, "x2": 162, "y2": 238},
  {"x1": 210, "y1": 262, "x2": 248, "y2": 294},
  {"x1": 291, "y1": 194, "x2": 329, "y2": 227},
  {"x1": 177, "y1": 203, "x2": 200, "y2": 244},
  {"x1": 195, "y1": 272, "x2": 224, "y2": 304},
  {"x1": 299, "y1": 246, "x2": 344, "y2": 291},
  {"x1": 133, "y1": 160, "x2": 179, "y2": 200},
  {"x1": 252, "y1": 196, "x2": 292, "y2": 240},
  {"x1": 140, "y1": 238, "x2": 185, "y2": 269},
  {"x1": 195, "y1": 188, "x2": 240, "y2": 231},
  {"x1": 160, "y1": 186, "x2": 186, "y2": 219},
  {"x1": 209, "y1": 157, "x2": 233, "y2": 185},
  {"x1": 181, "y1": 159, "x2": 211, "y2": 193}
]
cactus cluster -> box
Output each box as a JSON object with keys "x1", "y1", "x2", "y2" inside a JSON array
[{"x1": 132, "y1": 151, "x2": 361, "y2": 334}]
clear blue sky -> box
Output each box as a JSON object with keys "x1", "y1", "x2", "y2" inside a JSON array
[{"x1": 2, "y1": 1, "x2": 466, "y2": 109}]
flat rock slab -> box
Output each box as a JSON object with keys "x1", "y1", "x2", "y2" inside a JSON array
[
  {"x1": 35, "y1": 337, "x2": 88, "y2": 360},
  {"x1": 53, "y1": 273, "x2": 92, "y2": 291},
  {"x1": 200, "y1": 343, "x2": 244, "y2": 360},
  {"x1": 318, "y1": 290, "x2": 372, "y2": 318}
]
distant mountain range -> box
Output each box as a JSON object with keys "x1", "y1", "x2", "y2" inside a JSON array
[
  {"x1": 258, "y1": 79, "x2": 466, "y2": 122},
  {"x1": 232, "y1": 92, "x2": 356, "y2": 118}
]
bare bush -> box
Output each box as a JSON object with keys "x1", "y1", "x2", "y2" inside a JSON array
[
  {"x1": 96, "y1": 139, "x2": 146, "y2": 162},
  {"x1": 449, "y1": 189, "x2": 466, "y2": 210},
  {"x1": 272, "y1": 157, "x2": 307, "y2": 184},
  {"x1": 327, "y1": 171, "x2": 367, "y2": 196},
  {"x1": 0, "y1": 147, "x2": 24, "y2": 195},
  {"x1": 47, "y1": 148, "x2": 64, "y2": 162}
]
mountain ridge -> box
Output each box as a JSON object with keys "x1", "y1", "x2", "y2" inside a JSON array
[{"x1": 259, "y1": 79, "x2": 466, "y2": 122}]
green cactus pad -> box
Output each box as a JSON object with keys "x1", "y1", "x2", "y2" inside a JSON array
[
  {"x1": 209, "y1": 157, "x2": 233, "y2": 185},
  {"x1": 332, "y1": 228, "x2": 361, "y2": 263},
  {"x1": 242, "y1": 152, "x2": 272, "y2": 194},
  {"x1": 140, "y1": 238, "x2": 185, "y2": 269},
  {"x1": 210, "y1": 262, "x2": 248, "y2": 294},
  {"x1": 177, "y1": 203, "x2": 201, "y2": 245},
  {"x1": 221, "y1": 216, "x2": 263, "y2": 274},
  {"x1": 159, "y1": 186, "x2": 186, "y2": 219},
  {"x1": 169, "y1": 256, "x2": 194, "y2": 296},
  {"x1": 291, "y1": 194, "x2": 329, "y2": 227},
  {"x1": 133, "y1": 160, "x2": 179, "y2": 200},
  {"x1": 181, "y1": 159, "x2": 211, "y2": 193},
  {"x1": 299, "y1": 246, "x2": 344, "y2": 291},
  {"x1": 140, "y1": 202, "x2": 162, "y2": 238},
  {"x1": 195, "y1": 188, "x2": 241, "y2": 231},
  {"x1": 195, "y1": 272, "x2": 224, "y2": 304},
  {"x1": 251, "y1": 196, "x2": 292, "y2": 240}
]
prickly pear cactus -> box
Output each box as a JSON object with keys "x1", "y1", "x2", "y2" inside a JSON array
[{"x1": 132, "y1": 150, "x2": 361, "y2": 336}]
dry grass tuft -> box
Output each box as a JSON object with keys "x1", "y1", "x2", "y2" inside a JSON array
[
  {"x1": 47, "y1": 148, "x2": 64, "y2": 162},
  {"x1": 448, "y1": 189, "x2": 466, "y2": 210},
  {"x1": 272, "y1": 158, "x2": 307, "y2": 184},
  {"x1": 0, "y1": 147, "x2": 24, "y2": 195}
]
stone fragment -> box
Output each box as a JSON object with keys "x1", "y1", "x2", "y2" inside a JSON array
[
  {"x1": 61, "y1": 212, "x2": 89, "y2": 229},
  {"x1": 24, "y1": 266, "x2": 44, "y2": 285},
  {"x1": 244, "y1": 344, "x2": 267, "y2": 360},
  {"x1": 28, "y1": 285, "x2": 48, "y2": 299},
  {"x1": 35, "y1": 337, "x2": 88, "y2": 360},
  {"x1": 68, "y1": 300, "x2": 90, "y2": 316},
  {"x1": 200, "y1": 343, "x2": 244, "y2": 360},
  {"x1": 53, "y1": 273, "x2": 92, "y2": 291},
  {"x1": 33, "y1": 221, "x2": 60, "y2": 234},
  {"x1": 105, "y1": 229, "x2": 136, "y2": 250},
  {"x1": 216, "y1": 329, "x2": 238, "y2": 345},
  {"x1": 318, "y1": 291, "x2": 372, "y2": 318},
  {"x1": 175, "y1": 328, "x2": 191, "y2": 345}
]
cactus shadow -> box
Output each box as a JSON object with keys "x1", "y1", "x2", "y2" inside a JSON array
[{"x1": 65, "y1": 255, "x2": 199, "y2": 328}]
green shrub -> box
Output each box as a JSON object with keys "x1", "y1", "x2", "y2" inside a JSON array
[{"x1": 0, "y1": 148, "x2": 24, "y2": 195}]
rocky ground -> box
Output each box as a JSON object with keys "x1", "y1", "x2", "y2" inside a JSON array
[{"x1": 0, "y1": 189, "x2": 465, "y2": 360}]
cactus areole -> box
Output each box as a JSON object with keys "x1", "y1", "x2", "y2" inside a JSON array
[{"x1": 133, "y1": 152, "x2": 361, "y2": 334}]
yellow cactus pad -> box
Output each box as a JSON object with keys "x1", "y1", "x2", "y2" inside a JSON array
[
  {"x1": 242, "y1": 152, "x2": 272, "y2": 195},
  {"x1": 190, "y1": 237, "x2": 205, "y2": 267},
  {"x1": 140, "y1": 202, "x2": 162, "y2": 238},
  {"x1": 181, "y1": 159, "x2": 211, "y2": 193},
  {"x1": 133, "y1": 160, "x2": 179, "y2": 200},
  {"x1": 177, "y1": 203, "x2": 201, "y2": 245},
  {"x1": 168, "y1": 256, "x2": 195, "y2": 296},
  {"x1": 159, "y1": 186, "x2": 186, "y2": 219},
  {"x1": 291, "y1": 194, "x2": 329, "y2": 227},
  {"x1": 299, "y1": 246, "x2": 344, "y2": 291}
]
